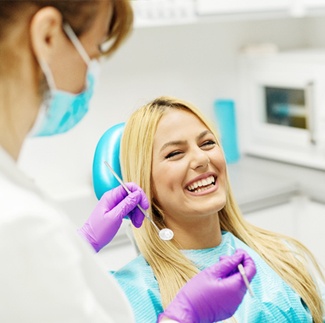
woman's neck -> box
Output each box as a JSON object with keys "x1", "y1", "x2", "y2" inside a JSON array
[{"x1": 170, "y1": 215, "x2": 222, "y2": 250}]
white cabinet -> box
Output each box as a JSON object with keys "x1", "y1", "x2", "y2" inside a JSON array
[
  {"x1": 196, "y1": 0, "x2": 291, "y2": 16},
  {"x1": 131, "y1": 0, "x2": 325, "y2": 28},
  {"x1": 302, "y1": 0, "x2": 325, "y2": 9},
  {"x1": 196, "y1": 0, "x2": 325, "y2": 17},
  {"x1": 244, "y1": 202, "x2": 297, "y2": 237},
  {"x1": 244, "y1": 197, "x2": 325, "y2": 269},
  {"x1": 295, "y1": 198, "x2": 325, "y2": 270},
  {"x1": 297, "y1": 0, "x2": 325, "y2": 16}
]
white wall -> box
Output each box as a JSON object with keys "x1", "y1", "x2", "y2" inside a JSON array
[
  {"x1": 305, "y1": 16, "x2": 325, "y2": 47},
  {"x1": 19, "y1": 16, "x2": 313, "y2": 206}
]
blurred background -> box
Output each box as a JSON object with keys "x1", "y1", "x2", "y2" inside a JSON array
[{"x1": 18, "y1": 0, "x2": 325, "y2": 271}]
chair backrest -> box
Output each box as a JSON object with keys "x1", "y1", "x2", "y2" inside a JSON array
[
  {"x1": 92, "y1": 122, "x2": 140, "y2": 254},
  {"x1": 92, "y1": 122, "x2": 125, "y2": 200}
]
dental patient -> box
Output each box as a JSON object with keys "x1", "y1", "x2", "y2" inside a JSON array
[{"x1": 113, "y1": 96, "x2": 325, "y2": 322}]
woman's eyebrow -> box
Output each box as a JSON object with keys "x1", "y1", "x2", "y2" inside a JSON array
[
  {"x1": 160, "y1": 140, "x2": 186, "y2": 153},
  {"x1": 197, "y1": 130, "x2": 213, "y2": 140},
  {"x1": 159, "y1": 130, "x2": 213, "y2": 152}
]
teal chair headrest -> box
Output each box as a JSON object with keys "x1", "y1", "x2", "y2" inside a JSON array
[{"x1": 92, "y1": 122, "x2": 125, "y2": 200}]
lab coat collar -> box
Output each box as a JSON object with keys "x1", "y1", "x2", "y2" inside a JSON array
[{"x1": 0, "y1": 146, "x2": 42, "y2": 195}]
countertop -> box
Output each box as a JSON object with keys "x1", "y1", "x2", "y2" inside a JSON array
[{"x1": 227, "y1": 154, "x2": 325, "y2": 213}]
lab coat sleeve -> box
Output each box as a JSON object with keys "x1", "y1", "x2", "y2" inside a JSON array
[{"x1": 0, "y1": 192, "x2": 135, "y2": 323}]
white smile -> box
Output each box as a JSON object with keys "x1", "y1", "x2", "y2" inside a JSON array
[{"x1": 186, "y1": 175, "x2": 216, "y2": 193}]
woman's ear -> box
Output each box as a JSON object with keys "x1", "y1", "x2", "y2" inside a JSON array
[{"x1": 29, "y1": 7, "x2": 63, "y2": 63}]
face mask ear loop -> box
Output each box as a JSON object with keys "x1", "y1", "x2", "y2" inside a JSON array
[
  {"x1": 63, "y1": 23, "x2": 90, "y2": 65},
  {"x1": 38, "y1": 58, "x2": 57, "y2": 91}
]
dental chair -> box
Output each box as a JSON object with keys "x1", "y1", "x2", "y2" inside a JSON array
[{"x1": 92, "y1": 122, "x2": 140, "y2": 254}]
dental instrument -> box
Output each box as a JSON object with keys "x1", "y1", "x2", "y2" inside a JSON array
[
  {"x1": 228, "y1": 244, "x2": 254, "y2": 297},
  {"x1": 104, "y1": 161, "x2": 174, "y2": 241}
]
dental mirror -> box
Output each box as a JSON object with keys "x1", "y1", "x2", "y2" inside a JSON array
[{"x1": 104, "y1": 161, "x2": 174, "y2": 241}]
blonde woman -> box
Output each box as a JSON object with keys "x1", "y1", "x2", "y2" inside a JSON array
[{"x1": 114, "y1": 96, "x2": 325, "y2": 322}]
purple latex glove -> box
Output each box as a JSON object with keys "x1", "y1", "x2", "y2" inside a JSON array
[
  {"x1": 78, "y1": 183, "x2": 149, "y2": 252},
  {"x1": 158, "y1": 249, "x2": 256, "y2": 323}
]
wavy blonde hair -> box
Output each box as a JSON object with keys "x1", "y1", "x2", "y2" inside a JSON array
[{"x1": 120, "y1": 96, "x2": 324, "y2": 322}]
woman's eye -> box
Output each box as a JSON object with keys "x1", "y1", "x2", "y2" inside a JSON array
[
  {"x1": 165, "y1": 151, "x2": 182, "y2": 159},
  {"x1": 202, "y1": 140, "x2": 216, "y2": 148}
]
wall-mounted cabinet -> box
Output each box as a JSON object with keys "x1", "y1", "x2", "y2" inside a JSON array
[
  {"x1": 301, "y1": 0, "x2": 325, "y2": 16},
  {"x1": 237, "y1": 49, "x2": 325, "y2": 170},
  {"x1": 196, "y1": 0, "x2": 325, "y2": 17},
  {"x1": 131, "y1": 0, "x2": 325, "y2": 28},
  {"x1": 302, "y1": 0, "x2": 325, "y2": 8},
  {"x1": 196, "y1": 0, "x2": 291, "y2": 16}
]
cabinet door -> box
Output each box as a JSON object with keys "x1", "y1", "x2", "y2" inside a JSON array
[
  {"x1": 244, "y1": 198, "x2": 325, "y2": 268},
  {"x1": 244, "y1": 202, "x2": 298, "y2": 238},
  {"x1": 296, "y1": 199, "x2": 325, "y2": 269}
]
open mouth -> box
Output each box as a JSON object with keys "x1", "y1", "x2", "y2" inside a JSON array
[{"x1": 186, "y1": 175, "x2": 216, "y2": 193}]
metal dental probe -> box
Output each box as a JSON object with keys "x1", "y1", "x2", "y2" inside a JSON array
[
  {"x1": 104, "y1": 161, "x2": 174, "y2": 241},
  {"x1": 228, "y1": 244, "x2": 254, "y2": 297}
]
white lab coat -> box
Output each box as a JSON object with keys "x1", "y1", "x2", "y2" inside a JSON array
[{"x1": 0, "y1": 146, "x2": 136, "y2": 323}]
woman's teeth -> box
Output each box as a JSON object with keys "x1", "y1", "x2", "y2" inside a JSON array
[{"x1": 187, "y1": 175, "x2": 215, "y2": 192}]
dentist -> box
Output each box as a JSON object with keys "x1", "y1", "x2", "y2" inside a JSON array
[{"x1": 0, "y1": 1, "x2": 256, "y2": 322}]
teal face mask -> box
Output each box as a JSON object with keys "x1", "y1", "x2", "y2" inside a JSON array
[{"x1": 30, "y1": 24, "x2": 99, "y2": 137}]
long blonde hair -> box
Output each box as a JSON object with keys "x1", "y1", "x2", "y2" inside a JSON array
[{"x1": 120, "y1": 96, "x2": 324, "y2": 322}]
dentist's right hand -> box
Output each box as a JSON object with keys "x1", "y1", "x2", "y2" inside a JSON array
[
  {"x1": 78, "y1": 183, "x2": 149, "y2": 252},
  {"x1": 158, "y1": 249, "x2": 256, "y2": 323}
]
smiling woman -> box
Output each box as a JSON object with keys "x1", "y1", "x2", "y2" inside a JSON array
[
  {"x1": 113, "y1": 95, "x2": 325, "y2": 323},
  {"x1": 150, "y1": 107, "x2": 227, "y2": 246}
]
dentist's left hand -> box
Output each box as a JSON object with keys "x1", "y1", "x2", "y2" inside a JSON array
[{"x1": 78, "y1": 183, "x2": 149, "y2": 252}]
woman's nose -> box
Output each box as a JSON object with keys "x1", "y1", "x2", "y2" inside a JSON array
[{"x1": 189, "y1": 148, "x2": 210, "y2": 170}]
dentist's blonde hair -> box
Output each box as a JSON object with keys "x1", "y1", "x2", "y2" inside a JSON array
[{"x1": 120, "y1": 96, "x2": 324, "y2": 322}]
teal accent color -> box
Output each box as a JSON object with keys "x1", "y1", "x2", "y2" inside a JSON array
[
  {"x1": 34, "y1": 72, "x2": 95, "y2": 136},
  {"x1": 112, "y1": 232, "x2": 318, "y2": 323},
  {"x1": 92, "y1": 122, "x2": 125, "y2": 200},
  {"x1": 214, "y1": 99, "x2": 240, "y2": 164}
]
